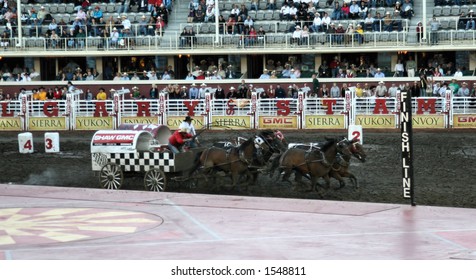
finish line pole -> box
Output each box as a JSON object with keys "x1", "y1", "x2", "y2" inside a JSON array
[{"x1": 400, "y1": 91, "x2": 415, "y2": 206}]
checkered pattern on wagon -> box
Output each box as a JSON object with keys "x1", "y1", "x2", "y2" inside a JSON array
[{"x1": 108, "y1": 152, "x2": 175, "y2": 172}]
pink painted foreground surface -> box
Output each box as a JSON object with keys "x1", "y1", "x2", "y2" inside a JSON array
[{"x1": 0, "y1": 184, "x2": 475, "y2": 260}]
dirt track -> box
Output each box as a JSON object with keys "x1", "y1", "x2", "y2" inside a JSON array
[{"x1": 1, "y1": 130, "x2": 475, "y2": 208}]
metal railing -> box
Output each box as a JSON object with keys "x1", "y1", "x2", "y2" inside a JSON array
[{"x1": 4, "y1": 30, "x2": 476, "y2": 52}]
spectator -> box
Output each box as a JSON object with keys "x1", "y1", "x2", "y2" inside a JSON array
[
  {"x1": 321, "y1": 12, "x2": 331, "y2": 31},
  {"x1": 388, "y1": 83, "x2": 399, "y2": 97},
  {"x1": 448, "y1": 79, "x2": 460, "y2": 95},
  {"x1": 311, "y1": 13, "x2": 322, "y2": 33},
  {"x1": 204, "y1": 5, "x2": 215, "y2": 22},
  {"x1": 432, "y1": 82, "x2": 441, "y2": 96},
  {"x1": 429, "y1": 17, "x2": 440, "y2": 45},
  {"x1": 341, "y1": 2, "x2": 350, "y2": 19},
  {"x1": 401, "y1": 0, "x2": 414, "y2": 20},
  {"x1": 330, "y1": 82, "x2": 340, "y2": 98},
  {"x1": 349, "y1": 0, "x2": 359, "y2": 20},
  {"x1": 394, "y1": 59, "x2": 404, "y2": 77},
  {"x1": 345, "y1": 23, "x2": 354, "y2": 45},
  {"x1": 364, "y1": 13, "x2": 375, "y2": 31},
  {"x1": 259, "y1": 69, "x2": 271, "y2": 79},
  {"x1": 454, "y1": 67, "x2": 463, "y2": 78},
  {"x1": 96, "y1": 88, "x2": 107, "y2": 100},
  {"x1": 383, "y1": 11, "x2": 394, "y2": 32},
  {"x1": 466, "y1": 10, "x2": 476, "y2": 30},
  {"x1": 292, "y1": 25, "x2": 302, "y2": 45},
  {"x1": 375, "y1": 81, "x2": 388, "y2": 97},
  {"x1": 0, "y1": 31, "x2": 10, "y2": 50},
  {"x1": 244, "y1": 16, "x2": 254, "y2": 29},
  {"x1": 275, "y1": 84, "x2": 286, "y2": 98},
  {"x1": 374, "y1": 68, "x2": 385, "y2": 78},
  {"x1": 406, "y1": 56, "x2": 417, "y2": 77},
  {"x1": 331, "y1": 2, "x2": 342, "y2": 20},
  {"x1": 355, "y1": 24, "x2": 364, "y2": 44},
  {"x1": 130, "y1": 72, "x2": 140, "y2": 80},
  {"x1": 358, "y1": 2, "x2": 368, "y2": 19},
  {"x1": 320, "y1": 84, "x2": 329, "y2": 97},
  {"x1": 92, "y1": 5, "x2": 103, "y2": 20},
  {"x1": 149, "y1": 84, "x2": 158, "y2": 99},
  {"x1": 457, "y1": 82, "x2": 470, "y2": 97},
  {"x1": 189, "y1": 83, "x2": 199, "y2": 99}
]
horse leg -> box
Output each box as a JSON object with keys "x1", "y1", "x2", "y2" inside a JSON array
[
  {"x1": 281, "y1": 167, "x2": 293, "y2": 183},
  {"x1": 347, "y1": 172, "x2": 358, "y2": 188},
  {"x1": 332, "y1": 172, "x2": 346, "y2": 189}
]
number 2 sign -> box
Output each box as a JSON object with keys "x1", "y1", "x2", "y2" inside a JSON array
[{"x1": 348, "y1": 124, "x2": 363, "y2": 144}]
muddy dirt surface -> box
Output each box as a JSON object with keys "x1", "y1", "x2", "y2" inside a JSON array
[{"x1": 1, "y1": 130, "x2": 475, "y2": 208}]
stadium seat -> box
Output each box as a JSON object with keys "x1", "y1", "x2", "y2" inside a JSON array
[
  {"x1": 442, "y1": 6, "x2": 452, "y2": 16},
  {"x1": 460, "y1": 5, "x2": 470, "y2": 14},
  {"x1": 449, "y1": 19, "x2": 458, "y2": 29},
  {"x1": 65, "y1": 4, "x2": 74, "y2": 14},
  {"x1": 440, "y1": 19, "x2": 449, "y2": 29},
  {"x1": 48, "y1": 4, "x2": 58, "y2": 14},
  {"x1": 433, "y1": 6, "x2": 442, "y2": 16},
  {"x1": 274, "y1": 33, "x2": 287, "y2": 44},
  {"x1": 264, "y1": 10, "x2": 274, "y2": 20},
  {"x1": 465, "y1": 30, "x2": 474, "y2": 40},
  {"x1": 256, "y1": 10, "x2": 265, "y2": 21},
  {"x1": 456, "y1": 29, "x2": 466, "y2": 40},
  {"x1": 57, "y1": 4, "x2": 66, "y2": 13},
  {"x1": 451, "y1": 5, "x2": 460, "y2": 16}
]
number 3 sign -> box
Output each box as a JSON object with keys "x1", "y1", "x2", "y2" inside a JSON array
[{"x1": 348, "y1": 124, "x2": 363, "y2": 144}]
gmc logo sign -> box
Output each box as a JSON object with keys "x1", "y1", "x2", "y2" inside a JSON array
[
  {"x1": 263, "y1": 118, "x2": 293, "y2": 124},
  {"x1": 458, "y1": 116, "x2": 476, "y2": 122}
]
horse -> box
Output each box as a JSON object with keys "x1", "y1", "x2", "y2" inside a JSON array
[
  {"x1": 211, "y1": 130, "x2": 288, "y2": 179},
  {"x1": 290, "y1": 140, "x2": 367, "y2": 189},
  {"x1": 329, "y1": 142, "x2": 367, "y2": 189},
  {"x1": 278, "y1": 137, "x2": 356, "y2": 193},
  {"x1": 193, "y1": 135, "x2": 270, "y2": 191}
]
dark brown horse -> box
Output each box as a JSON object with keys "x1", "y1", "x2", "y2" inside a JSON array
[
  {"x1": 194, "y1": 136, "x2": 270, "y2": 190},
  {"x1": 329, "y1": 142, "x2": 367, "y2": 188},
  {"x1": 279, "y1": 137, "x2": 356, "y2": 192}
]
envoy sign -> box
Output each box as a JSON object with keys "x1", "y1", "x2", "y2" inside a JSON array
[{"x1": 259, "y1": 116, "x2": 298, "y2": 129}]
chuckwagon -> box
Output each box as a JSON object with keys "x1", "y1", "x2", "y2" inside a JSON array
[{"x1": 91, "y1": 125, "x2": 202, "y2": 191}]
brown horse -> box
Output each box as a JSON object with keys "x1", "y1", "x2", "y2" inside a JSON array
[
  {"x1": 194, "y1": 136, "x2": 269, "y2": 191},
  {"x1": 329, "y1": 142, "x2": 367, "y2": 189},
  {"x1": 279, "y1": 137, "x2": 355, "y2": 192}
]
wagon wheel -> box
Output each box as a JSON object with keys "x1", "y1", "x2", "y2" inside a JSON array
[
  {"x1": 144, "y1": 168, "x2": 167, "y2": 192},
  {"x1": 99, "y1": 163, "x2": 124, "y2": 190}
]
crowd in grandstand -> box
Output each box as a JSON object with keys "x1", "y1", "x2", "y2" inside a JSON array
[
  {"x1": 2, "y1": 76, "x2": 476, "y2": 102},
  {"x1": 0, "y1": 0, "x2": 171, "y2": 48}
]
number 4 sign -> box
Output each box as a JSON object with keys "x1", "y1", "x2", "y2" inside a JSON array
[
  {"x1": 348, "y1": 124, "x2": 363, "y2": 144},
  {"x1": 18, "y1": 132, "x2": 34, "y2": 154}
]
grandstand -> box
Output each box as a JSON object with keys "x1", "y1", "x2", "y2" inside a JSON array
[{"x1": 0, "y1": 0, "x2": 475, "y2": 81}]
